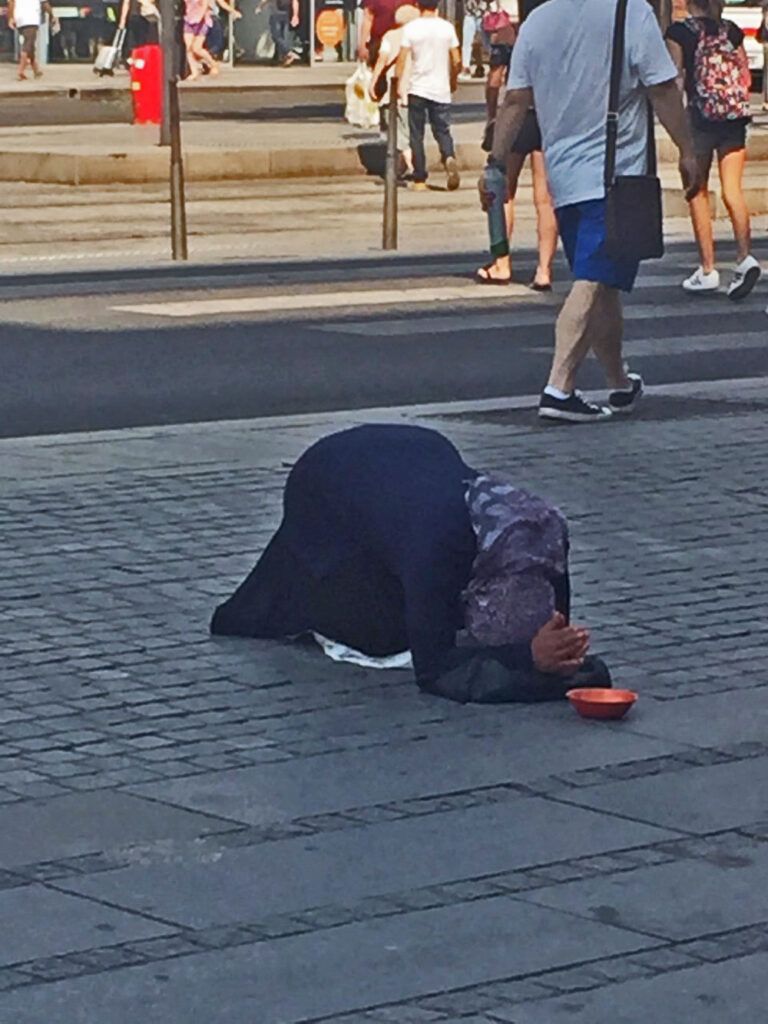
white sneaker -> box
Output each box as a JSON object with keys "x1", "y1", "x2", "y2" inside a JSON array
[
  {"x1": 727, "y1": 254, "x2": 762, "y2": 301},
  {"x1": 682, "y1": 267, "x2": 720, "y2": 293}
]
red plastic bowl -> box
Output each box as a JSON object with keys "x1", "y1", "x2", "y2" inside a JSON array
[{"x1": 566, "y1": 687, "x2": 638, "y2": 720}]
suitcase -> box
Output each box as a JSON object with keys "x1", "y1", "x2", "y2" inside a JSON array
[{"x1": 93, "y1": 27, "x2": 126, "y2": 75}]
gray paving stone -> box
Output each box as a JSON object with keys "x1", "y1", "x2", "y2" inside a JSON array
[
  {"x1": 0, "y1": 792, "x2": 239, "y2": 869},
  {"x1": 518, "y1": 843, "x2": 768, "y2": 941},
  {"x1": 558, "y1": 758, "x2": 768, "y2": 834},
  {"x1": 126, "y1": 726, "x2": 689, "y2": 828},
  {"x1": 502, "y1": 952, "x2": 768, "y2": 1024},
  {"x1": 58, "y1": 799, "x2": 673, "y2": 929},
  {"x1": 0, "y1": 898, "x2": 655, "y2": 1023},
  {"x1": 0, "y1": 884, "x2": 172, "y2": 967}
]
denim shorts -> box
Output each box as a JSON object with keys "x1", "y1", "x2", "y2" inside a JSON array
[{"x1": 556, "y1": 198, "x2": 639, "y2": 293}]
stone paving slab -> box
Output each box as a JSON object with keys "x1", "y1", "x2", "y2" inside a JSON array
[
  {"x1": 57, "y1": 797, "x2": 675, "y2": 929},
  {"x1": 519, "y1": 833, "x2": 768, "y2": 942},
  {"x1": 557, "y1": 758, "x2": 768, "y2": 835},
  {"x1": 126, "y1": 720, "x2": 692, "y2": 827},
  {"x1": 0, "y1": 899, "x2": 656, "y2": 1024},
  {"x1": 0, "y1": 884, "x2": 172, "y2": 967},
  {"x1": 507, "y1": 952, "x2": 768, "y2": 1024},
  {"x1": 0, "y1": 791, "x2": 239, "y2": 869}
]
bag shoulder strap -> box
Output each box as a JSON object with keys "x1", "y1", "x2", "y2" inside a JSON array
[
  {"x1": 605, "y1": 0, "x2": 629, "y2": 191},
  {"x1": 604, "y1": 0, "x2": 657, "y2": 188}
]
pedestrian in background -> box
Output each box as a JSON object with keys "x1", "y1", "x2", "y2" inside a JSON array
[
  {"x1": 460, "y1": 0, "x2": 491, "y2": 80},
  {"x1": 206, "y1": 0, "x2": 242, "y2": 61},
  {"x1": 666, "y1": 0, "x2": 761, "y2": 299},
  {"x1": 477, "y1": 0, "x2": 556, "y2": 288},
  {"x1": 8, "y1": 0, "x2": 52, "y2": 79},
  {"x1": 257, "y1": 0, "x2": 300, "y2": 66},
  {"x1": 491, "y1": 0, "x2": 701, "y2": 423},
  {"x1": 396, "y1": 0, "x2": 462, "y2": 192},
  {"x1": 184, "y1": 0, "x2": 220, "y2": 77},
  {"x1": 369, "y1": 4, "x2": 420, "y2": 178},
  {"x1": 358, "y1": 0, "x2": 399, "y2": 65}
]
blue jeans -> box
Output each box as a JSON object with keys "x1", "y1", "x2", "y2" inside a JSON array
[
  {"x1": 408, "y1": 95, "x2": 455, "y2": 184},
  {"x1": 269, "y1": 10, "x2": 294, "y2": 61}
]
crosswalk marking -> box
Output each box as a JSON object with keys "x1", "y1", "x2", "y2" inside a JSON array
[{"x1": 111, "y1": 283, "x2": 534, "y2": 317}]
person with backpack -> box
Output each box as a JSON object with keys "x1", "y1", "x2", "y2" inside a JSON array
[{"x1": 666, "y1": 0, "x2": 762, "y2": 300}]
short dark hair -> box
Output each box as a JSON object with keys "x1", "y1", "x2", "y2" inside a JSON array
[{"x1": 419, "y1": 0, "x2": 439, "y2": 9}]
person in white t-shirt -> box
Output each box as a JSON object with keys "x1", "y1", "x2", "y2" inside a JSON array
[
  {"x1": 395, "y1": 0, "x2": 462, "y2": 191},
  {"x1": 8, "y1": 0, "x2": 52, "y2": 80}
]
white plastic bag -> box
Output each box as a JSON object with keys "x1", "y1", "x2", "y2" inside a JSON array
[{"x1": 344, "y1": 62, "x2": 380, "y2": 130}]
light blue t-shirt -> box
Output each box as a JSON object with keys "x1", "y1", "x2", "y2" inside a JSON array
[{"x1": 508, "y1": 0, "x2": 677, "y2": 209}]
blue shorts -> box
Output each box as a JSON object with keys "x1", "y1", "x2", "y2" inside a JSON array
[{"x1": 556, "y1": 198, "x2": 639, "y2": 293}]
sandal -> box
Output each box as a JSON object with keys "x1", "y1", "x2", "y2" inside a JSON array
[
  {"x1": 476, "y1": 264, "x2": 511, "y2": 285},
  {"x1": 528, "y1": 280, "x2": 552, "y2": 292}
]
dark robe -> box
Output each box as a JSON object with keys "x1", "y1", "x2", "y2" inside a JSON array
[{"x1": 211, "y1": 424, "x2": 609, "y2": 702}]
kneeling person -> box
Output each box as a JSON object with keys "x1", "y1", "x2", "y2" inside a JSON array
[{"x1": 211, "y1": 424, "x2": 610, "y2": 703}]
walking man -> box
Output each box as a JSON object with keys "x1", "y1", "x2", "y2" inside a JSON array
[
  {"x1": 396, "y1": 0, "x2": 462, "y2": 192},
  {"x1": 489, "y1": 0, "x2": 702, "y2": 423},
  {"x1": 8, "y1": 0, "x2": 52, "y2": 80}
]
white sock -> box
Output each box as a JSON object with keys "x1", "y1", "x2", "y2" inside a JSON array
[{"x1": 544, "y1": 385, "x2": 570, "y2": 400}]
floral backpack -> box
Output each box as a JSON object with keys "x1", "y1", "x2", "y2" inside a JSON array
[{"x1": 685, "y1": 17, "x2": 751, "y2": 122}]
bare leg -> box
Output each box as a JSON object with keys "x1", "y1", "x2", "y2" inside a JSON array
[
  {"x1": 587, "y1": 286, "x2": 630, "y2": 391},
  {"x1": 195, "y1": 39, "x2": 219, "y2": 74},
  {"x1": 547, "y1": 281, "x2": 601, "y2": 393},
  {"x1": 531, "y1": 150, "x2": 557, "y2": 287},
  {"x1": 718, "y1": 146, "x2": 750, "y2": 262},
  {"x1": 184, "y1": 33, "x2": 202, "y2": 78},
  {"x1": 485, "y1": 64, "x2": 506, "y2": 124},
  {"x1": 688, "y1": 152, "x2": 715, "y2": 272}
]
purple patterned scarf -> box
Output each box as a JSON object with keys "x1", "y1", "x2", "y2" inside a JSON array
[{"x1": 463, "y1": 475, "x2": 568, "y2": 646}]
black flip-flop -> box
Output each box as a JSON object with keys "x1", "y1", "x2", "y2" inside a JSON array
[
  {"x1": 528, "y1": 280, "x2": 552, "y2": 292},
  {"x1": 476, "y1": 265, "x2": 511, "y2": 286}
]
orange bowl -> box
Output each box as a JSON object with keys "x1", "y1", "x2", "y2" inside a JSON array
[{"x1": 566, "y1": 687, "x2": 637, "y2": 720}]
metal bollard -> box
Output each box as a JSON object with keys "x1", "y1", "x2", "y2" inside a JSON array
[
  {"x1": 168, "y1": 81, "x2": 188, "y2": 261},
  {"x1": 382, "y1": 78, "x2": 399, "y2": 251}
]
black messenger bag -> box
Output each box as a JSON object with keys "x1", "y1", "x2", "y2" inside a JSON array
[{"x1": 604, "y1": 0, "x2": 664, "y2": 261}]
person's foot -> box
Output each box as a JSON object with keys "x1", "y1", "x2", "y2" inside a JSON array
[
  {"x1": 33, "y1": 68, "x2": 43, "y2": 78},
  {"x1": 481, "y1": 120, "x2": 494, "y2": 152},
  {"x1": 477, "y1": 261, "x2": 511, "y2": 285},
  {"x1": 726, "y1": 254, "x2": 762, "y2": 301},
  {"x1": 538, "y1": 390, "x2": 613, "y2": 423},
  {"x1": 16, "y1": 73, "x2": 27, "y2": 81},
  {"x1": 528, "y1": 280, "x2": 552, "y2": 293},
  {"x1": 444, "y1": 156, "x2": 460, "y2": 191},
  {"x1": 283, "y1": 51, "x2": 298, "y2": 66},
  {"x1": 472, "y1": 64, "x2": 485, "y2": 78},
  {"x1": 411, "y1": 181, "x2": 428, "y2": 192},
  {"x1": 608, "y1": 372, "x2": 643, "y2": 415},
  {"x1": 458, "y1": 68, "x2": 473, "y2": 82},
  {"x1": 682, "y1": 267, "x2": 720, "y2": 293}
]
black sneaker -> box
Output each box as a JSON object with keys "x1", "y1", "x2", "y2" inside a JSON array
[
  {"x1": 608, "y1": 372, "x2": 643, "y2": 414},
  {"x1": 538, "y1": 390, "x2": 613, "y2": 423}
]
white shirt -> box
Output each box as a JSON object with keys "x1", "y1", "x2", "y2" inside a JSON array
[
  {"x1": 14, "y1": 0, "x2": 43, "y2": 27},
  {"x1": 401, "y1": 15, "x2": 459, "y2": 105},
  {"x1": 508, "y1": 0, "x2": 677, "y2": 209}
]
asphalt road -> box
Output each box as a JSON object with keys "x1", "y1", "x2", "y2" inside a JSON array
[{"x1": 2, "y1": 241, "x2": 767, "y2": 438}]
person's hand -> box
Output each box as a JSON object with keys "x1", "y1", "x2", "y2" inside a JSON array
[
  {"x1": 290, "y1": 12, "x2": 299, "y2": 26},
  {"x1": 357, "y1": 42, "x2": 369, "y2": 62},
  {"x1": 8, "y1": 16, "x2": 15, "y2": 28},
  {"x1": 477, "y1": 173, "x2": 494, "y2": 211},
  {"x1": 232, "y1": 9, "x2": 243, "y2": 19},
  {"x1": 680, "y1": 151, "x2": 702, "y2": 202},
  {"x1": 531, "y1": 613, "x2": 589, "y2": 676}
]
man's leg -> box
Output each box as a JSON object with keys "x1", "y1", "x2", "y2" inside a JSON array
[
  {"x1": 408, "y1": 96, "x2": 428, "y2": 185},
  {"x1": 585, "y1": 285, "x2": 632, "y2": 390},
  {"x1": 428, "y1": 101, "x2": 459, "y2": 190},
  {"x1": 547, "y1": 280, "x2": 602, "y2": 394}
]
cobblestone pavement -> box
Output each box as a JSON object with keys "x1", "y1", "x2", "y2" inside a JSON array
[{"x1": 2, "y1": 371, "x2": 768, "y2": 1021}]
